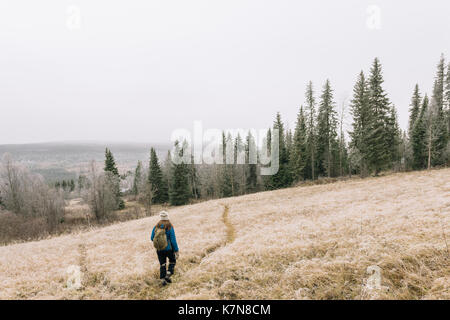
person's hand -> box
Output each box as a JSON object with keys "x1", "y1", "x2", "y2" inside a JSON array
[{"x1": 175, "y1": 251, "x2": 179, "y2": 259}]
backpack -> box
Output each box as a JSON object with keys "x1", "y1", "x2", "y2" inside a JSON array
[{"x1": 153, "y1": 227, "x2": 168, "y2": 251}]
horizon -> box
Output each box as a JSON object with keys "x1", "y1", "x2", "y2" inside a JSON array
[{"x1": 0, "y1": 140, "x2": 172, "y2": 147}]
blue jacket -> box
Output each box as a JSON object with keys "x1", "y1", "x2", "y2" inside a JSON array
[{"x1": 151, "y1": 224, "x2": 179, "y2": 252}]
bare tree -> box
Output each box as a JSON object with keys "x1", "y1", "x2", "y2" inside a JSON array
[
  {"x1": 0, "y1": 154, "x2": 65, "y2": 232},
  {"x1": 0, "y1": 153, "x2": 25, "y2": 214},
  {"x1": 140, "y1": 180, "x2": 155, "y2": 216},
  {"x1": 84, "y1": 161, "x2": 117, "y2": 221},
  {"x1": 338, "y1": 99, "x2": 347, "y2": 177}
]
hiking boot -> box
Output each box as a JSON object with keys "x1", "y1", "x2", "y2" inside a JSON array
[
  {"x1": 165, "y1": 276, "x2": 172, "y2": 283},
  {"x1": 161, "y1": 279, "x2": 168, "y2": 286}
]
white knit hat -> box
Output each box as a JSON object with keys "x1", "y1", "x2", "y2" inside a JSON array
[{"x1": 159, "y1": 211, "x2": 169, "y2": 221}]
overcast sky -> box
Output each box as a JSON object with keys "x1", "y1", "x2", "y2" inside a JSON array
[{"x1": 0, "y1": 0, "x2": 448, "y2": 145}]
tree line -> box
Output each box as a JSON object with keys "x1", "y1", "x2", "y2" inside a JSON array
[{"x1": 128, "y1": 56, "x2": 449, "y2": 206}]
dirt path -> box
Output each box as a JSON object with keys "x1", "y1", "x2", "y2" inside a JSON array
[{"x1": 222, "y1": 205, "x2": 235, "y2": 244}]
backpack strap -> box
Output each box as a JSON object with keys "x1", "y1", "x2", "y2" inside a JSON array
[{"x1": 167, "y1": 229, "x2": 173, "y2": 250}]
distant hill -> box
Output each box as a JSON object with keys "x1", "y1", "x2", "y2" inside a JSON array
[{"x1": 0, "y1": 142, "x2": 171, "y2": 181}]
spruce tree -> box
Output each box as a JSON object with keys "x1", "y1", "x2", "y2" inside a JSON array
[
  {"x1": 220, "y1": 167, "x2": 233, "y2": 197},
  {"x1": 349, "y1": 71, "x2": 370, "y2": 176},
  {"x1": 268, "y1": 113, "x2": 291, "y2": 189},
  {"x1": 285, "y1": 128, "x2": 293, "y2": 166},
  {"x1": 228, "y1": 133, "x2": 239, "y2": 195},
  {"x1": 188, "y1": 154, "x2": 200, "y2": 199},
  {"x1": 262, "y1": 128, "x2": 272, "y2": 190},
  {"x1": 366, "y1": 58, "x2": 391, "y2": 175},
  {"x1": 408, "y1": 84, "x2": 422, "y2": 138},
  {"x1": 406, "y1": 84, "x2": 422, "y2": 169},
  {"x1": 422, "y1": 95, "x2": 435, "y2": 169},
  {"x1": 104, "y1": 148, "x2": 119, "y2": 176},
  {"x1": 304, "y1": 81, "x2": 317, "y2": 180},
  {"x1": 162, "y1": 150, "x2": 172, "y2": 193},
  {"x1": 399, "y1": 131, "x2": 409, "y2": 171},
  {"x1": 411, "y1": 96, "x2": 428, "y2": 169},
  {"x1": 245, "y1": 131, "x2": 258, "y2": 193},
  {"x1": 149, "y1": 147, "x2": 168, "y2": 203},
  {"x1": 234, "y1": 134, "x2": 245, "y2": 195},
  {"x1": 316, "y1": 79, "x2": 338, "y2": 177},
  {"x1": 289, "y1": 106, "x2": 308, "y2": 182},
  {"x1": 103, "y1": 148, "x2": 124, "y2": 209},
  {"x1": 386, "y1": 105, "x2": 402, "y2": 168},
  {"x1": 430, "y1": 55, "x2": 449, "y2": 165},
  {"x1": 169, "y1": 141, "x2": 190, "y2": 206},
  {"x1": 338, "y1": 100, "x2": 348, "y2": 177},
  {"x1": 77, "y1": 174, "x2": 86, "y2": 193},
  {"x1": 220, "y1": 133, "x2": 235, "y2": 197},
  {"x1": 132, "y1": 160, "x2": 142, "y2": 197},
  {"x1": 445, "y1": 63, "x2": 450, "y2": 136},
  {"x1": 221, "y1": 131, "x2": 227, "y2": 163}
]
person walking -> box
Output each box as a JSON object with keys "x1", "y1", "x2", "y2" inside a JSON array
[{"x1": 151, "y1": 211, "x2": 179, "y2": 286}]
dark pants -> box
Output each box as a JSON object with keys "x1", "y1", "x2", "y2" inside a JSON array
[{"x1": 157, "y1": 250, "x2": 176, "y2": 279}]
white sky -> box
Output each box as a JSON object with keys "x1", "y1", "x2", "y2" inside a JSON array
[{"x1": 0, "y1": 0, "x2": 449, "y2": 144}]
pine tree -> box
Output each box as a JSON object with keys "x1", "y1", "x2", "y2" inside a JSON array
[
  {"x1": 349, "y1": 71, "x2": 370, "y2": 176},
  {"x1": 366, "y1": 58, "x2": 391, "y2": 175},
  {"x1": 430, "y1": 55, "x2": 449, "y2": 165},
  {"x1": 316, "y1": 79, "x2": 338, "y2": 177},
  {"x1": 304, "y1": 81, "x2": 317, "y2": 180},
  {"x1": 289, "y1": 106, "x2": 308, "y2": 181},
  {"x1": 149, "y1": 147, "x2": 168, "y2": 203},
  {"x1": 411, "y1": 96, "x2": 428, "y2": 169},
  {"x1": 169, "y1": 141, "x2": 190, "y2": 206},
  {"x1": 132, "y1": 160, "x2": 142, "y2": 197}
]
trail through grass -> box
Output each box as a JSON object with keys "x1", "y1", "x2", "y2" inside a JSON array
[{"x1": 222, "y1": 205, "x2": 236, "y2": 244}]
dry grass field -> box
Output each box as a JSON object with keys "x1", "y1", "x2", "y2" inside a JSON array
[{"x1": 0, "y1": 169, "x2": 449, "y2": 300}]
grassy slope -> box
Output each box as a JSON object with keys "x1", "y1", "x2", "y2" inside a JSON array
[{"x1": 0, "y1": 169, "x2": 449, "y2": 299}]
